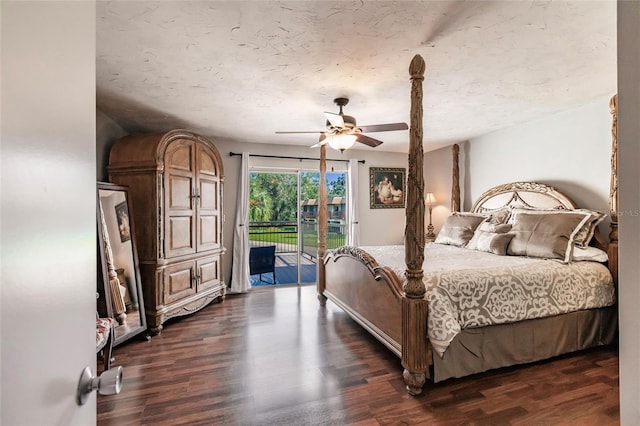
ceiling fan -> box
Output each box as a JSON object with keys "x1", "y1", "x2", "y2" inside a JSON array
[{"x1": 275, "y1": 97, "x2": 408, "y2": 152}]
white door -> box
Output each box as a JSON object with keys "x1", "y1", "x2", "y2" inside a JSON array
[{"x1": 1, "y1": 2, "x2": 97, "y2": 424}]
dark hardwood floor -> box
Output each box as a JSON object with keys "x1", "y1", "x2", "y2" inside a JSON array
[{"x1": 98, "y1": 285, "x2": 619, "y2": 425}]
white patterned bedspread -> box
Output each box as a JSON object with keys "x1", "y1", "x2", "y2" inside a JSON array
[{"x1": 360, "y1": 244, "x2": 615, "y2": 356}]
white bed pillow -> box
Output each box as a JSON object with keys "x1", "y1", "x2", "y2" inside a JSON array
[{"x1": 572, "y1": 246, "x2": 609, "y2": 263}]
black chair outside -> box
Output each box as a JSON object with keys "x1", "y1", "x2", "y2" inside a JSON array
[{"x1": 249, "y1": 245, "x2": 276, "y2": 284}]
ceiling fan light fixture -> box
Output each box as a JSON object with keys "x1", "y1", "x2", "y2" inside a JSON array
[
  {"x1": 276, "y1": 96, "x2": 407, "y2": 149},
  {"x1": 328, "y1": 133, "x2": 357, "y2": 152}
]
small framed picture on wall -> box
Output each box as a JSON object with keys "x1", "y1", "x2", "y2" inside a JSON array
[{"x1": 369, "y1": 167, "x2": 406, "y2": 209}]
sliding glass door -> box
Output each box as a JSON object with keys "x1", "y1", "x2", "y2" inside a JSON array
[
  {"x1": 248, "y1": 171, "x2": 299, "y2": 285},
  {"x1": 248, "y1": 168, "x2": 347, "y2": 286}
]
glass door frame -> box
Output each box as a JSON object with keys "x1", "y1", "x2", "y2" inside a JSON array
[
  {"x1": 248, "y1": 167, "x2": 305, "y2": 285},
  {"x1": 248, "y1": 165, "x2": 349, "y2": 285}
]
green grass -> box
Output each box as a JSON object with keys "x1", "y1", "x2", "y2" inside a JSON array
[
  {"x1": 302, "y1": 232, "x2": 317, "y2": 248},
  {"x1": 249, "y1": 227, "x2": 297, "y2": 244}
]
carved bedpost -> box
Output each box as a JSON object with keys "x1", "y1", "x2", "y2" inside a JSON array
[
  {"x1": 608, "y1": 94, "x2": 618, "y2": 283},
  {"x1": 404, "y1": 55, "x2": 426, "y2": 295},
  {"x1": 317, "y1": 141, "x2": 328, "y2": 305},
  {"x1": 402, "y1": 54, "x2": 429, "y2": 395},
  {"x1": 451, "y1": 144, "x2": 460, "y2": 212}
]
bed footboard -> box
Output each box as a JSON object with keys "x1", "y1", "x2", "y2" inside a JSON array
[
  {"x1": 322, "y1": 246, "x2": 404, "y2": 355},
  {"x1": 322, "y1": 246, "x2": 432, "y2": 395}
]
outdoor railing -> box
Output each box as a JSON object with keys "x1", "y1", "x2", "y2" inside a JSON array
[
  {"x1": 300, "y1": 221, "x2": 346, "y2": 259},
  {"x1": 248, "y1": 220, "x2": 346, "y2": 259},
  {"x1": 248, "y1": 221, "x2": 298, "y2": 253}
]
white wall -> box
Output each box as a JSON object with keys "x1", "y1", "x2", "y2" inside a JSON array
[
  {"x1": 465, "y1": 96, "x2": 614, "y2": 230},
  {"x1": 1, "y1": 2, "x2": 97, "y2": 424},
  {"x1": 617, "y1": 1, "x2": 640, "y2": 424},
  {"x1": 97, "y1": 110, "x2": 127, "y2": 181},
  {"x1": 425, "y1": 97, "x2": 614, "y2": 237},
  {"x1": 423, "y1": 143, "x2": 465, "y2": 234}
]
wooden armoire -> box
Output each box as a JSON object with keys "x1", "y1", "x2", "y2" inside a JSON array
[{"x1": 108, "y1": 129, "x2": 225, "y2": 334}]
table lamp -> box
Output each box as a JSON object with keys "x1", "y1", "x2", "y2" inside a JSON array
[{"x1": 425, "y1": 192, "x2": 437, "y2": 242}]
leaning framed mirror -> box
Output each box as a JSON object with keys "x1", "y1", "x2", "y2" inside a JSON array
[{"x1": 97, "y1": 182, "x2": 147, "y2": 346}]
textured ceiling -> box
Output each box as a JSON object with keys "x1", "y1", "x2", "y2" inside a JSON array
[{"x1": 97, "y1": 1, "x2": 616, "y2": 153}]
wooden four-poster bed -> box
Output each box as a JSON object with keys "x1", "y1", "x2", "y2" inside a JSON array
[{"x1": 315, "y1": 55, "x2": 619, "y2": 395}]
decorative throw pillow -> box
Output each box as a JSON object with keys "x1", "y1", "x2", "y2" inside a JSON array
[
  {"x1": 434, "y1": 213, "x2": 485, "y2": 247},
  {"x1": 507, "y1": 212, "x2": 593, "y2": 262},
  {"x1": 484, "y1": 207, "x2": 511, "y2": 225},
  {"x1": 466, "y1": 222, "x2": 512, "y2": 250},
  {"x1": 508, "y1": 207, "x2": 604, "y2": 247},
  {"x1": 475, "y1": 232, "x2": 515, "y2": 255}
]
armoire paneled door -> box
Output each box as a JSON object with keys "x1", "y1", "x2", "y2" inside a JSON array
[{"x1": 108, "y1": 129, "x2": 225, "y2": 335}]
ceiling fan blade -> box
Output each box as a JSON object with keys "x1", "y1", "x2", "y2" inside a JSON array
[
  {"x1": 357, "y1": 122, "x2": 408, "y2": 133},
  {"x1": 324, "y1": 112, "x2": 345, "y2": 129},
  {"x1": 276, "y1": 131, "x2": 327, "y2": 134},
  {"x1": 356, "y1": 134, "x2": 384, "y2": 148},
  {"x1": 310, "y1": 133, "x2": 327, "y2": 148}
]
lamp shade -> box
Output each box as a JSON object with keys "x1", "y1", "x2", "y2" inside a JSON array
[
  {"x1": 424, "y1": 192, "x2": 437, "y2": 205},
  {"x1": 328, "y1": 133, "x2": 357, "y2": 152}
]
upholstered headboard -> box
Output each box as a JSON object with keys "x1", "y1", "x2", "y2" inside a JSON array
[{"x1": 471, "y1": 182, "x2": 576, "y2": 213}]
